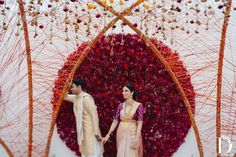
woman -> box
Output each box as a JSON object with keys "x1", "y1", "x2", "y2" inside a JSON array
[{"x1": 102, "y1": 83, "x2": 144, "y2": 157}]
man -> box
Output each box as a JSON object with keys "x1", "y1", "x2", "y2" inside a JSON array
[{"x1": 64, "y1": 78, "x2": 104, "y2": 157}]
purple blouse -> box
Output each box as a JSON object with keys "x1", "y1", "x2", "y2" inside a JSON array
[{"x1": 114, "y1": 103, "x2": 144, "y2": 121}]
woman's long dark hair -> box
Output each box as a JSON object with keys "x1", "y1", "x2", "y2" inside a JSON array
[{"x1": 125, "y1": 83, "x2": 136, "y2": 100}]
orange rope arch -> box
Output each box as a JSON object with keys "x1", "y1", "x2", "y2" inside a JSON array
[
  {"x1": 43, "y1": 1, "x2": 145, "y2": 156},
  {"x1": 0, "y1": 138, "x2": 13, "y2": 157},
  {"x1": 42, "y1": 0, "x2": 205, "y2": 156},
  {"x1": 18, "y1": 1, "x2": 34, "y2": 157},
  {"x1": 0, "y1": 0, "x2": 235, "y2": 156},
  {"x1": 216, "y1": 0, "x2": 232, "y2": 156},
  {"x1": 93, "y1": 0, "x2": 204, "y2": 156}
]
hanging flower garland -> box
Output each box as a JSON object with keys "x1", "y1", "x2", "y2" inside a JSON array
[{"x1": 52, "y1": 34, "x2": 195, "y2": 157}]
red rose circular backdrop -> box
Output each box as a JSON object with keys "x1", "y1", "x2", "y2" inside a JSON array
[{"x1": 52, "y1": 34, "x2": 195, "y2": 157}]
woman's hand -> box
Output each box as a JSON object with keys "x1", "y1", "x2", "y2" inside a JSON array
[
  {"x1": 131, "y1": 138, "x2": 139, "y2": 150},
  {"x1": 102, "y1": 134, "x2": 110, "y2": 144}
]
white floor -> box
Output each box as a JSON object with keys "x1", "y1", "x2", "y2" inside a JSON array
[
  {"x1": 48, "y1": 125, "x2": 199, "y2": 157},
  {"x1": 0, "y1": 125, "x2": 199, "y2": 157}
]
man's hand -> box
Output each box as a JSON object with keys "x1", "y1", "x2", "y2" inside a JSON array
[
  {"x1": 66, "y1": 78, "x2": 72, "y2": 91},
  {"x1": 68, "y1": 78, "x2": 72, "y2": 86},
  {"x1": 95, "y1": 135, "x2": 102, "y2": 142}
]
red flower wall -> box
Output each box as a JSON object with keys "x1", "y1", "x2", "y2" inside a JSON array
[{"x1": 52, "y1": 34, "x2": 195, "y2": 157}]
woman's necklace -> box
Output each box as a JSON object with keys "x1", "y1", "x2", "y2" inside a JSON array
[{"x1": 124, "y1": 100, "x2": 135, "y2": 116}]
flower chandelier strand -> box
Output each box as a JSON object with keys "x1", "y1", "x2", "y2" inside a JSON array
[
  {"x1": 16, "y1": 7, "x2": 21, "y2": 37},
  {"x1": 63, "y1": 0, "x2": 70, "y2": 41},
  {"x1": 161, "y1": 0, "x2": 166, "y2": 40},
  {"x1": 194, "y1": 0, "x2": 200, "y2": 34},
  {"x1": 1, "y1": 0, "x2": 8, "y2": 31}
]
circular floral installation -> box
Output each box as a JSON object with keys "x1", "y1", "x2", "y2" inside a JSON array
[{"x1": 52, "y1": 34, "x2": 195, "y2": 157}]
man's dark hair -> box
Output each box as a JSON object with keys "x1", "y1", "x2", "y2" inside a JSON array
[{"x1": 72, "y1": 78, "x2": 86, "y2": 90}]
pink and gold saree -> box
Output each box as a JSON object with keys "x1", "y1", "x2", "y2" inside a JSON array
[{"x1": 114, "y1": 103, "x2": 144, "y2": 157}]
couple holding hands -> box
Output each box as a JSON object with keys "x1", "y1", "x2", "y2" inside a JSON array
[{"x1": 64, "y1": 78, "x2": 144, "y2": 157}]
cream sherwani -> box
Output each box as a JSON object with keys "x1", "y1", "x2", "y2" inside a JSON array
[{"x1": 64, "y1": 91, "x2": 104, "y2": 157}]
